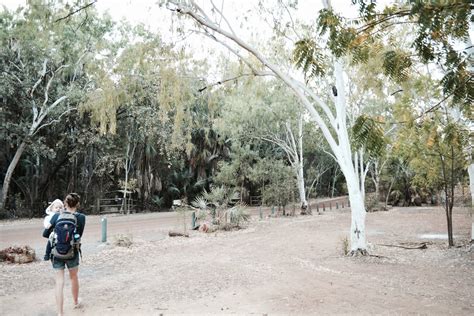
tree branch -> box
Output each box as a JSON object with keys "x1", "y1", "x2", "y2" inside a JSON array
[
  {"x1": 54, "y1": 0, "x2": 97, "y2": 23},
  {"x1": 210, "y1": 0, "x2": 236, "y2": 37},
  {"x1": 170, "y1": 0, "x2": 340, "y2": 156},
  {"x1": 33, "y1": 107, "x2": 76, "y2": 136},
  {"x1": 30, "y1": 59, "x2": 48, "y2": 98},
  {"x1": 198, "y1": 72, "x2": 273, "y2": 92}
]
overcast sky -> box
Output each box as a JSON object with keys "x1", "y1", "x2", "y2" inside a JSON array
[
  {"x1": 1, "y1": 0, "x2": 391, "y2": 36},
  {"x1": 3, "y1": 0, "x2": 394, "y2": 73}
]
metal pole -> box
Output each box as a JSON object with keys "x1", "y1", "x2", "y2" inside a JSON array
[{"x1": 101, "y1": 216, "x2": 107, "y2": 242}]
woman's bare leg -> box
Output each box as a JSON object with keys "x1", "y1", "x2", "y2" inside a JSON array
[
  {"x1": 55, "y1": 269, "x2": 65, "y2": 316},
  {"x1": 69, "y1": 267, "x2": 79, "y2": 305}
]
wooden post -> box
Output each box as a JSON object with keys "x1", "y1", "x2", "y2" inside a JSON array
[{"x1": 191, "y1": 212, "x2": 196, "y2": 228}]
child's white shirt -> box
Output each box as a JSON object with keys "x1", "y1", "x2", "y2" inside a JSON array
[{"x1": 43, "y1": 213, "x2": 54, "y2": 229}]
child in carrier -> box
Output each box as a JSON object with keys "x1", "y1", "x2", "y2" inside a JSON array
[{"x1": 43, "y1": 199, "x2": 64, "y2": 260}]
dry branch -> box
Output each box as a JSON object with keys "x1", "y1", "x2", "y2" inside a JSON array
[
  {"x1": 168, "y1": 231, "x2": 189, "y2": 237},
  {"x1": 378, "y1": 242, "x2": 427, "y2": 249}
]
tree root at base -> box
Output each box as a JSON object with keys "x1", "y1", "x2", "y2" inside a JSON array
[{"x1": 348, "y1": 248, "x2": 369, "y2": 256}]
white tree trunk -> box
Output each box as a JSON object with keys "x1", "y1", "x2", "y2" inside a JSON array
[
  {"x1": 169, "y1": 0, "x2": 368, "y2": 252},
  {"x1": 345, "y1": 167, "x2": 367, "y2": 252},
  {"x1": 123, "y1": 141, "x2": 130, "y2": 214},
  {"x1": 1, "y1": 59, "x2": 68, "y2": 210},
  {"x1": 468, "y1": 163, "x2": 474, "y2": 242},
  {"x1": 1, "y1": 142, "x2": 27, "y2": 210},
  {"x1": 296, "y1": 115, "x2": 307, "y2": 209},
  {"x1": 263, "y1": 115, "x2": 307, "y2": 210},
  {"x1": 333, "y1": 61, "x2": 368, "y2": 253},
  {"x1": 465, "y1": 35, "x2": 474, "y2": 245}
]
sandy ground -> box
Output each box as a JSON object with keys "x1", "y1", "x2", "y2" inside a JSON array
[{"x1": 0, "y1": 205, "x2": 473, "y2": 315}]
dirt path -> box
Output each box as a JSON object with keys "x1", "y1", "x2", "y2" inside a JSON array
[
  {"x1": 0, "y1": 197, "x2": 348, "y2": 256},
  {"x1": 1, "y1": 205, "x2": 473, "y2": 315}
]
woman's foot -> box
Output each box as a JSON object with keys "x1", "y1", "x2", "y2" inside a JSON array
[{"x1": 73, "y1": 299, "x2": 83, "y2": 309}]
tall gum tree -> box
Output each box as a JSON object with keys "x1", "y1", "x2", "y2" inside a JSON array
[
  {"x1": 0, "y1": 2, "x2": 110, "y2": 210},
  {"x1": 331, "y1": 0, "x2": 472, "y2": 243},
  {"x1": 167, "y1": 0, "x2": 370, "y2": 254},
  {"x1": 217, "y1": 78, "x2": 309, "y2": 210}
]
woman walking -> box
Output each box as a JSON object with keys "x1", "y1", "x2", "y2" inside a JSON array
[{"x1": 43, "y1": 193, "x2": 86, "y2": 315}]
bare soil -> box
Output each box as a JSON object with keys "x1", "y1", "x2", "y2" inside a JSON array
[{"x1": 1, "y1": 205, "x2": 473, "y2": 315}]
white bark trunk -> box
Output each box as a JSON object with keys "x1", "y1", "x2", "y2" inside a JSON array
[
  {"x1": 297, "y1": 115, "x2": 307, "y2": 208},
  {"x1": 1, "y1": 142, "x2": 27, "y2": 210},
  {"x1": 333, "y1": 61, "x2": 368, "y2": 252},
  {"x1": 468, "y1": 163, "x2": 474, "y2": 242},
  {"x1": 296, "y1": 162, "x2": 307, "y2": 208},
  {"x1": 1, "y1": 60, "x2": 68, "y2": 210},
  {"x1": 345, "y1": 167, "x2": 367, "y2": 252},
  {"x1": 123, "y1": 140, "x2": 130, "y2": 214},
  {"x1": 465, "y1": 36, "x2": 473, "y2": 244},
  {"x1": 170, "y1": 0, "x2": 368, "y2": 252},
  {"x1": 263, "y1": 116, "x2": 307, "y2": 209}
]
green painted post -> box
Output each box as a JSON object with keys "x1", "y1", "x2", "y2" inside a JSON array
[
  {"x1": 101, "y1": 217, "x2": 107, "y2": 242},
  {"x1": 259, "y1": 207, "x2": 263, "y2": 220},
  {"x1": 271, "y1": 206, "x2": 275, "y2": 215},
  {"x1": 191, "y1": 212, "x2": 196, "y2": 229},
  {"x1": 342, "y1": 201, "x2": 345, "y2": 208},
  {"x1": 316, "y1": 204, "x2": 319, "y2": 213},
  {"x1": 323, "y1": 204, "x2": 326, "y2": 212},
  {"x1": 336, "y1": 202, "x2": 339, "y2": 209}
]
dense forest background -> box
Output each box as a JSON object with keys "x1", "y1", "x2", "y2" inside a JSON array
[{"x1": 0, "y1": 0, "x2": 472, "y2": 222}]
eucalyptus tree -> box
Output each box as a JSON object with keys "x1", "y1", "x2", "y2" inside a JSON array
[
  {"x1": 80, "y1": 20, "x2": 222, "y2": 208},
  {"x1": 396, "y1": 108, "x2": 469, "y2": 246},
  {"x1": 215, "y1": 77, "x2": 310, "y2": 210},
  {"x1": 0, "y1": 0, "x2": 112, "y2": 210},
  {"x1": 323, "y1": 0, "x2": 473, "y2": 239},
  {"x1": 165, "y1": 0, "x2": 394, "y2": 254}
]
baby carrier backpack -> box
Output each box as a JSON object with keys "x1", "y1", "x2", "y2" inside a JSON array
[{"x1": 51, "y1": 212, "x2": 79, "y2": 260}]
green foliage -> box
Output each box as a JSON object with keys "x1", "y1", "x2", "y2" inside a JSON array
[
  {"x1": 352, "y1": 115, "x2": 386, "y2": 158},
  {"x1": 249, "y1": 158, "x2": 296, "y2": 207},
  {"x1": 382, "y1": 50, "x2": 412, "y2": 83},
  {"x1": 191, "y1": 185, "x2": 249, "y2": 227},
  {"x1": 320, "y1": 1, "x2": 473, "y2": 112},
  {"x1": 317, "y1": 9, "x2": 357, "y2": 58},
  {"x1": 0, "y1": 0, "x2": 115, "y2": 212},
  {"x1": 293, "y1": 39, "x2": 326, "y2": 79}
]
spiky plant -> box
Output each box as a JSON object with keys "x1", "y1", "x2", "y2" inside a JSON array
[{"x1": 192, "y1": 185, "x2": 249, "y2": 228}]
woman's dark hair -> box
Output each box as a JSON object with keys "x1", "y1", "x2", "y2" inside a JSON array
[{"x1": 64, "y1": 193, "x2": 80, "y2": 208}]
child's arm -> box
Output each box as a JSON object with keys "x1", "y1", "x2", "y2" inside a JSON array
[
  {"x1": 42, "y1": 213, "x2": 58, "y2": 238},
  {"x1": 42, "y1": 226, "x2": 53, "y2": 238}
]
